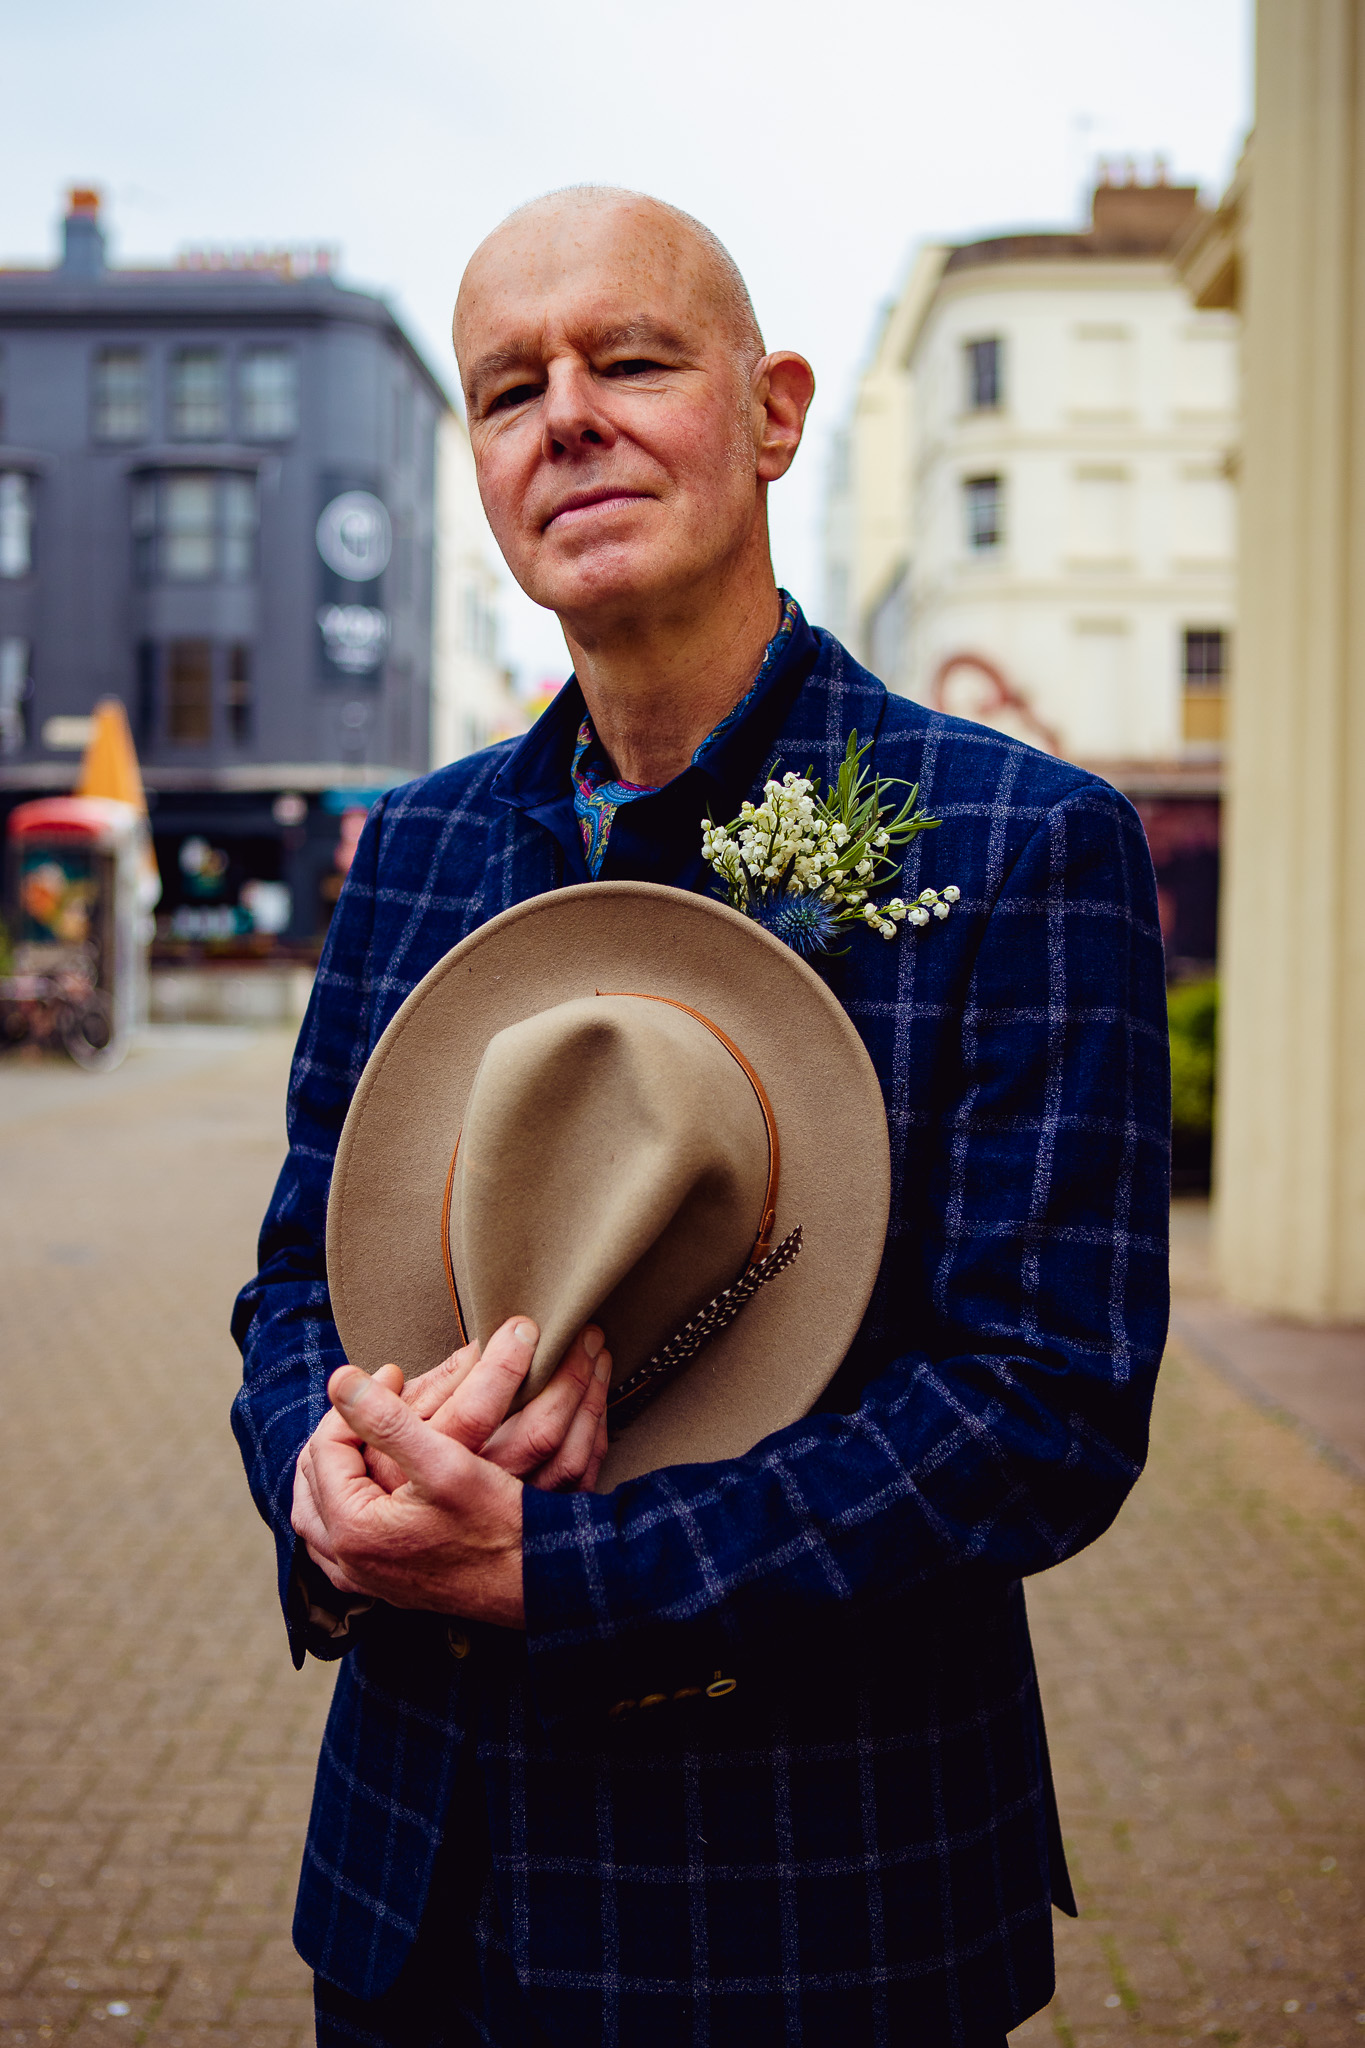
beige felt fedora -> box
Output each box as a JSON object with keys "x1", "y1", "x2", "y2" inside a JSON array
[{"x1": 326, "y1": 881, "x2": 890, "y2": 1490}]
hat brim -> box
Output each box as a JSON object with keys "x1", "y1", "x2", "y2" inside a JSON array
[{"x1": 326, "y1": 882, "x2": 890, "y2": 1490}]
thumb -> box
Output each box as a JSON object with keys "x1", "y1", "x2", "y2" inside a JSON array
[{"x1": 327, "y1": 1365, "x2": 470, "y2": 1500}]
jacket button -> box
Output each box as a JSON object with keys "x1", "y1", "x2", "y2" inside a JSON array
[
  {"x1": 446, "y1": 1626, "x2": 471, "y2": 1660},
  {"x1": 638, "y1": 1692, "x2": 667, "y2": 1709}
]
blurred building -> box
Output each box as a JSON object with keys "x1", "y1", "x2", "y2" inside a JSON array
[
  {"x1": 0, "y1": 189, "x2": 503, "y2": 951},
  {"x1": 1181, "y1": 0, "x2": 1365, "y2": 1323},
  {"x1": 432, "y1": 412, "x2": 523, "y2": 765},
  {"x1": 825, "y1": 167, "x2": 1239, "y2": 970}
]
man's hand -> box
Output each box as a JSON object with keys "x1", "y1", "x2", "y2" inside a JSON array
[{"x1": 290, "y1": 1317, "x2": 611, "y2": 1627}]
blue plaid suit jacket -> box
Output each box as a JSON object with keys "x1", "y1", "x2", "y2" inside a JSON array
[{"x1": 231, "y1": 630, "x2": 1169, "y2": 2046}]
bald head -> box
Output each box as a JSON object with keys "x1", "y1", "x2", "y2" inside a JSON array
[{"x1": 454, "y1": 187, "x2": 764, "y2": 383}]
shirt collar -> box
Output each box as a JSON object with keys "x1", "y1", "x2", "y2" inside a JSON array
[{"x1": 491, "y1": 593, "x2": 817, "y2": 828}]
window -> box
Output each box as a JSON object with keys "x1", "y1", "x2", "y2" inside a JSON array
[
  {"x1": 1183, "y1": 629, "x2": 1227, "y2": 689},
  {"x1": 132, "y1": 471, "x2": 257, "y2": 581},
  {"x1": 0, "y1": 638, "x2": 28, "y2": 755},
  {"x1": 1182, "y1": 627, "x2": 1228, "y2": 746},
  {"x1": 964, "y1": 474, "x2": 1003, "y2": 551},
  {"x1": 965, "y1": 337, "x2": 1002, "y2": 411},
  {"x1": 221, "y1": 474, "x2": 256, "y2": 578},
  {"x1": 167, "y1": 639, "x2": 213, "y2": 744},
  {"x1": 238, "y1": 350, "x2": 298, "y2": 438},
  {"x1": 163, "y1": 475, "x2": 217, "y2": 578},
  {"x1": 226, "y1": 643, "x2": 252, "y2": 744},
  {"x1": 93, "y1": 349, "x2": 149, "y2": 440},
  {"x1": 0, "y1": 472, "x2": 33, "y2": 578},
  {"x1": 169, "y1": 350, "x2": 227, "y2": 438},
  {"x1": 1069, "y1": 467, "x2": 1132, "y2": 561}
]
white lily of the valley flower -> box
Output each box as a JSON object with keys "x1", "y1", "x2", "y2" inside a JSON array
[{"x1": 701, "y1": 731, "x2": 960, "y2": 958}]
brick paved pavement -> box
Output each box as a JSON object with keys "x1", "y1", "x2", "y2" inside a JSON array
[{"x1": 0, "y1": 1032, "x2": 1361, "y2": 2047}]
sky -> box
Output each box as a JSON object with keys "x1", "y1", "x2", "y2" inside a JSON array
[{"x1": 0, "y1": 0, "x2": 1252, "y2": 690}]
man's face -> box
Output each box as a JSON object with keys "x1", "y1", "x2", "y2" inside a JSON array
[{"x1": 455, "y1": 203, "x2": 768, "y2": 629}]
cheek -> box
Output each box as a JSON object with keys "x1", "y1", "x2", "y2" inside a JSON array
[
  {"x1": 473, "y1": 439, "x2": 536, "y2": 557},
  {"x1": 650, "y1": 401, "x2": 753, "y2": 516}
]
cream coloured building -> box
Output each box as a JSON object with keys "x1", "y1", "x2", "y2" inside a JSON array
[
  {"x1": 431, "y1": 411, "x2": 525, "y2": 766},
  {"x1": 826, "y1": 173, "x2": 1240, "y2": 778}
]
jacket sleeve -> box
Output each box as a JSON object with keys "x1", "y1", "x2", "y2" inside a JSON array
[
  {"x1": 520, "y1": 780, "x2": 1170, "y2": 1721},
  {"x1": 230, "y1": 797, "x2": 388, "y2": 1668}
]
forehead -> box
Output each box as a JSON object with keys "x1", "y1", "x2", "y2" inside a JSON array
[{"x1": 456, "y1": 204, "x2": 729, "y2": 376}]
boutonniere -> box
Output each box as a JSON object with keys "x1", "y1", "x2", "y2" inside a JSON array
[{"x1": 701, "y1": 731, "x2": 959, "y2": 959}]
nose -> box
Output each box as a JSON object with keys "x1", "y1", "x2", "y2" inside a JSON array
[{"x1": 540, "y1": 359, "x2": 617, "y2": 460}]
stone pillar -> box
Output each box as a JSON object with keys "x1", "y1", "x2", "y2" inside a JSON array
[{"x1": 1215, "y1": 0, "x2": 1365, "y2": 1318}]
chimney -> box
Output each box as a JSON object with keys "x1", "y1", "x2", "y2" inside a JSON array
[
  {"x1": 61, "y1": 188, "x2": 106, "y2": 277},
  {"x1": 1088, "y1": 164, "x2": 1203, "y2": 255}
]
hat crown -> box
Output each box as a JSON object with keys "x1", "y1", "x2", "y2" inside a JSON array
[{"x1": 452, "y1": 994, "x2": 771, "y2": 1402}]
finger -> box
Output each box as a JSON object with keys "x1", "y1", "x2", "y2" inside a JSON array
[
  {"x1": 582, "y1": 1407, "x2": 610, "y2": 1494},
  {"x1": 303, "y1": 1540, "x2": 367, "y2": 1595},
  {"x1": 527, "y1": 1343, "x2": 611, "y2": 1491},
  {"x1": 374, "y1": 1361, "x2": 405, "y2": 1395},
  {"x1": 424, "y1": 1318, "x2": 540, "y2": 1451},
  {"x1": 481, "y1": 1326, "x2": 601, "y2": 1477},
  {"x1": 325, "y1": 1365, "x2": 473, "y2": 1505},
  {"x1": 402, "y1": 1342, "x2": 482, "y2": 1422}
]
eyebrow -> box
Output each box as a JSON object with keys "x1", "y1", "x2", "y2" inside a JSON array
[{"x1": 466, "y1": 318, "x2": 693, "y2": 405}]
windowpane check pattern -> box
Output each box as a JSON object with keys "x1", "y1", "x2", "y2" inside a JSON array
[
  {"x1": 231, "y1": 634, "x2": 1169, "y2": 2039},
  {"x1": 239, "y1": 350, "x2": 298, "y2": 438},
  {"x1": 965, "y1": 336, "x2": 1003, "y2": 411},
  {"x1": 964, "y1": 473, "x2": 1003, "y2": 550},
  {"x1": 93, "y1": 349, "x2": 149, "y2": 440},
  {"x1": 170, "y1": 350, "x2": 227, "y2": 439}
]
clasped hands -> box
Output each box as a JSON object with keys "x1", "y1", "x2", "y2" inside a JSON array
[{"x1": 291, "y1": 1318, "x2": 612, "y2": 1630}]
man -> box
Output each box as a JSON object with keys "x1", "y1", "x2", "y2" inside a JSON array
[{"x1": 233, "y1": 187, "x2": 1169, "y2": 2047}]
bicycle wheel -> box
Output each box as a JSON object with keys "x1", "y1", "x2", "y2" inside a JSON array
[{"x1": 62, "y1": 991, "x2": 125, "y2": 1072}]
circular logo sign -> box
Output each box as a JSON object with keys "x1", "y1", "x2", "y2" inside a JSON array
[{"x1": 315, "y1": 491, "x2": 392, "y2": 582}]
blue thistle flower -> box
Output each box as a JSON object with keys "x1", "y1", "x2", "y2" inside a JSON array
[{"x1": 751, "y1": 893, "x2": 843, "y2": 958}]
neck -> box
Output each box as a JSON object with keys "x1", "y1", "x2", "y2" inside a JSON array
[{"x1": 562, "y1": 549, "x2": 784, "y2": 788}]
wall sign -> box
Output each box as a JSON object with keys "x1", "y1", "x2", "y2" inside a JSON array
[
  {"x1": 318, "y1": 603, "x2": 390, "y2": 674},
  {"x1": 315, "y1": 491, "x2": 392, "y2": 582}
]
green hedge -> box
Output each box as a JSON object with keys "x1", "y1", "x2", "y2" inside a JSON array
[{"x1": 1168, "y1": 978, "x2": 1217, "y2": 1139}]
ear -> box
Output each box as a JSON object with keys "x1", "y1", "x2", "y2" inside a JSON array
[{"x1": 753, "y1": 352, "x2": 816, "y2": 483}]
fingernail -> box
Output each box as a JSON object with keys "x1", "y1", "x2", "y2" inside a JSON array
[
  {"x1": 583, "y1": 1327, "x2": 603, "y2": 1359},
  {"x1": 515, "y1": 1320, "x2": 538, "y2": 1345},
  {"x1": 595, "y1": 1354, "x2": 610, "y2": 1383}
]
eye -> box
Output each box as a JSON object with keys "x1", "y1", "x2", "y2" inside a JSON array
[
  {"x1": 602, "y1": 358, "x2": 667, "y2": 379},
  {"x1": 487, "y1": 381, "x2": 543, "y2": 413}
]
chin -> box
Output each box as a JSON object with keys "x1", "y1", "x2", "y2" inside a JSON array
[{"x1": 523, "y1": 537, "x2": 701, "y2": 621}]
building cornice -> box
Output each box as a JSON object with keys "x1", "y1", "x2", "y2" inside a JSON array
[{"x1": 0, "y1": 274, "x2": 454, "y2": 411}]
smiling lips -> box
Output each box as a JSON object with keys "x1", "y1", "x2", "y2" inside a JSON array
[{"x1": 543, "y1": 487, "x2": 650, "y2": 530}]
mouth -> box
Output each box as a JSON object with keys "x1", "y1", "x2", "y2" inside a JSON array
[{"x1": 542, "y1": 487, "x2": 651, "y2": 531}]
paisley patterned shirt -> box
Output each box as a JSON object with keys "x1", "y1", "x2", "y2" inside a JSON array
[{"x1": 570, "y1": 591, "x2": 801, "y2": 876}]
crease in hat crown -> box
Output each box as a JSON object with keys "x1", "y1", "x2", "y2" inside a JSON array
[{"x1": 447, "y1": 992, "x2": 776, "y2": 1412}]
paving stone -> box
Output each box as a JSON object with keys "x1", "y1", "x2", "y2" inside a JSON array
[{"x1": 2, "y1": 1035, "x2": 1361, "y2": 2046}]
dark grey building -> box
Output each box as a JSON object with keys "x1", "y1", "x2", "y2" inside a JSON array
[{"x1": 0, "y1": 189, "x2": 449, "y2": 943}]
